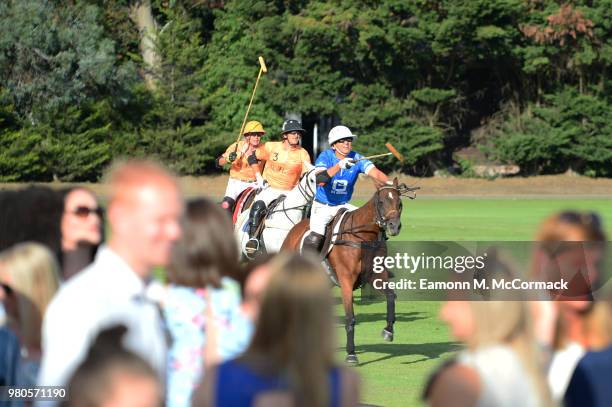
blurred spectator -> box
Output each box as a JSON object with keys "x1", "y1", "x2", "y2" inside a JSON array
[
  {"x1": 0, "y1": 187, "x2": 64, "y2": 260},
  {"x1": 64, "y1": 324, "x2": 162, "y2": 407},
  {"x1": 531, "y1": 210, "x2": 607, "y2": 402},
  {"x1": 0, "y1": 243, "x2": 61, "y2": 385},
  {"x1": 162, "y1": 198, "x2": 250, "y2": 407},
  {"x1": 240, "y1": 253, "x2": 275, "y2": 322},
  {"x1": 59, "y1": 187, "x2": 103, "y2": 279},
  {"x1": 192, "y1": 253, "x2": 360, "y2": 407},
  {"x1": 427, "y1": 254, "x2": 552, "y2": 407},
  {"x1": 0, "y1": 326, "x2": 20, "y2": 386},
  {"x1": 0, "y1": 185, "x2": 102, "y2": 281},
  {"x1": 38, "y1": 159, "x2": 184, "y2": 388},
  {"x1": 565, "y1": 300, "x2": 612, "y2": 407}
]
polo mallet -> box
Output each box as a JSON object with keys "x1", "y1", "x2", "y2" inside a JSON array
[
  {"x1": 231, "y1": 56, "x2": 268, "y2": 158},
  {"x1": 354, "y1": 142, "x2": 404, "y2": 163}
]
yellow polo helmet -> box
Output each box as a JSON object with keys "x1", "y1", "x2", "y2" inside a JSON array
[{"x1": 243, "y1": 120, "x2": 266, "y2": 135}]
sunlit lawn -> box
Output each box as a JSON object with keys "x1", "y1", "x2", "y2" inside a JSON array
[{"x1": 341, "y1": 198, "x2": 612, "y2": 407}]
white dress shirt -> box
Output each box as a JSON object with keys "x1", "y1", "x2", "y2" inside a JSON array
[{"x1": 37, "y1": 246, "x2": 168, "y2": 388}]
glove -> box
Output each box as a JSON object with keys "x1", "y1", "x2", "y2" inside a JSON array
[
  {"x1": 228, "y1": 152, "x2": 238, "y2": 163},
  {"x1": 255, "y1": 173, "x2": 267, "y2": 189},
  {"x1": 338, "y1": 158, "x2": 355, "y2": 170}
]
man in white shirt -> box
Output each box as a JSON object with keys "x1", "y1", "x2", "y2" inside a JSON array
[{"x1": 38, "y1": 160, "x2": 184, "y2": 388}]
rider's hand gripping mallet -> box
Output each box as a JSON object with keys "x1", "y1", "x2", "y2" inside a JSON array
[
  {"x1": 229, "y1": 56, "x2": 268, "y2": 162},
  {"x1": 353, "y1": 142, "x2": 404, "y2": 163}
]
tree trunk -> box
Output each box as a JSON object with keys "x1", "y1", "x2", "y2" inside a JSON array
[{"x1": 130, "y1": 0, "x2": 160, "y2": 90}]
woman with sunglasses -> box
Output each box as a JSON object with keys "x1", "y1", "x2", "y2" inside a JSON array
[
  {"x1": 217, "y1": 121, "x2": 267, "y2": 215},
  {"x1": 303, "y1": 125, "x2": 390, "y2": 253},
  {"x1": 60, "y1": 187, "x2": 104, "y2": 279}
]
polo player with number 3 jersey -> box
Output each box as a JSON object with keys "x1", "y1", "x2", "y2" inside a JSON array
[
  {"x1": 304, "y1": 125, "x2": 391, "y2": 253},
  {"x1": 245, "y1": 119, "x2": 312, "y2": 255},
  {"x1": 217, "y1": 120, "x2": 266, "y2": 214}
]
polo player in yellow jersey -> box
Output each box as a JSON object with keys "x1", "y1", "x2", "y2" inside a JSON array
[
  {"x1": 245, "y1": 119, "x2": 312, "y2": 253},
  {"x1": 217, "y1": 120, "x2": 266, "y2": 214}
]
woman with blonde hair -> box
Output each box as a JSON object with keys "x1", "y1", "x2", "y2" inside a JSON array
[
  {"x1": 426, "y1": 255, "x2": 552, "y2": 407},
  {"x1": 192, "y1": 252, "x2": 360, "y2": 407},
  {"x1": 530, "y1": 210, "x2": 608, "y2": 402},
  {"x1": 0, "y1": 242, "x2": 61, "y2": 385}
]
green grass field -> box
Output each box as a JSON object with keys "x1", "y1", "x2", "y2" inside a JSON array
[{"x1": 340, "y1": 198, "x2": 612, "y2": 407}]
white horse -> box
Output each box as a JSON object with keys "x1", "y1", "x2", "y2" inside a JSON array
[{"x1": 235, "y1": 165, "x2": 318, "y2": 258}]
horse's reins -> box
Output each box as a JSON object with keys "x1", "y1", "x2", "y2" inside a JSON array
[
  {"x1": 333, "y1": 184, "x2": 419, "y2": 250},
  {"x1": 266, "y1": 168, "x2": 317, "y2": 225}
]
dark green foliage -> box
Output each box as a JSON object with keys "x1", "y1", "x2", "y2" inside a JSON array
[{"x1": 0, "y1": 0, "x2": 611, "y2": 180}]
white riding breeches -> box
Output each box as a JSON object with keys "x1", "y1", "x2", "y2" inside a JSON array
[
  {"x1": 254, "y1": 186, "x2": 288, "y2": 206},
  {"x1": 309, "y1": 201, "x2": 356, "y2": 236},
  {"x1": 224, "y1": 178, "x2": 255, "y2": 200}
]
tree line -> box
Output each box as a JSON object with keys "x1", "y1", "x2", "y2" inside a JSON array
[{"x1": 1, "y1": 0, "x2": 611, "y2": 181}]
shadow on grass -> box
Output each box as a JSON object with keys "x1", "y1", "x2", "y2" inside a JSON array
[
  {"x1": 352, "y1": 341, "x2": 461, "y2": 367},
  {"x1": 334, "y1": 312, "x2": 427, "y2": 325}
]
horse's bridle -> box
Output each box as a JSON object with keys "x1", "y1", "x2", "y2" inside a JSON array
[
  {"x1": 336, "y1": 183, "x2": 420, "y2": 240},
  {"x1": 374, "y1": 185, "x2": 401, "y2": 229}
]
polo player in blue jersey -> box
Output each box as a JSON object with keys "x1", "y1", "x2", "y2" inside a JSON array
[{"x1": 304, "y1": 125, "x2": 391, "y2": 253}]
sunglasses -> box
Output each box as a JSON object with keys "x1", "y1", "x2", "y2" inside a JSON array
[
  {"x1": 70, "y1": 206, "x2": 104, "y2": 218},
  {"x1": 336, "y1": 138, "x2": 353, "y2": 144},
  {"x1": 1, "y1": 282, "x2": 13, "y2": 297},
  {"x1": 245, "y1": 133, "x2": 263, "y2": 137}
]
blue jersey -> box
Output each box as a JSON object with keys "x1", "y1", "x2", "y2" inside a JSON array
[{"x1": 314, "y1": 149, "x2": 374, "y2": 205}]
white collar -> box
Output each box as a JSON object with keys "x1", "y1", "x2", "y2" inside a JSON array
[{"x1": 92, "y1": 245, "x2": 147, "y2": 297}]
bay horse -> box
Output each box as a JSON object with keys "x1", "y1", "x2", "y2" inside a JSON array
[{"x1": 282, "y1": 178, "x2": 418, "y2": 364}]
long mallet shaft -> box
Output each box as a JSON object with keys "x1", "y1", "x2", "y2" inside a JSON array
[
  {"x1": 354, "y1": 142, "x2": 404, "y2": 163},
  {"x1": 234, "y1": 56, "x2": 268, "y2": 148}
]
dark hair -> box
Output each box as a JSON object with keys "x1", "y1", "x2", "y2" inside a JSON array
[
  {"x1": 64, "y1": 325, "x2": 158, "y2": 407},
  {"x1": 167, "y1": 198, "x2": 241, "y2": 288},
  {"x1": 0, "y1": 186, "x2": 63, "y2": 257}
]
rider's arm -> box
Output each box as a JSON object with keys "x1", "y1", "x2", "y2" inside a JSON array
[
  {"x1": 366, "y1": 166, "x2": 389, "y2": 183},
  {"x1": 314, "y1": 161, "x2": 344, "y2": 186},
  {"x1": 248, "y1": 150, "x2": 263, "y2": 175}
]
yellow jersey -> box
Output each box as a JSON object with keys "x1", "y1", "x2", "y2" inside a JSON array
[
  {"x1": 223, "y1": 141, "x2": 263, "y2": 181},
  {"x1": 256, "y1": 141, "x2": 311, "y2": 190}
]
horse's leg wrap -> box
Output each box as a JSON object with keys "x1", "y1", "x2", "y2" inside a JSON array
[
  {"x1": 248, "y1": 200, "x2": 266, "y2": 238},
  {"x1": 221, "y1": 197, "x2": 235, "y2": 215},
  {"x1": 345, "y1": 316, "x2": 356, "y2": 355}
]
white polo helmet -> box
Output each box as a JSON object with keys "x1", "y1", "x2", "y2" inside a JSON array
[{"x1": 328, "y1": 125, "x2": 356, "y2": 145}]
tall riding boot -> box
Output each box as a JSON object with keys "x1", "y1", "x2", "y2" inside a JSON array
[
  {"x1": 303, "y1": 232, "x2": 324, "y2": 254},
  {"x1": 246, "y1": 200, "x2": 266, "y2": 255}
]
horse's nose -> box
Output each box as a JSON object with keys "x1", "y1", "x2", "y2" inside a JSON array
[{"x1": 387, "y1": 220, "x2": 401, "y2": 236}]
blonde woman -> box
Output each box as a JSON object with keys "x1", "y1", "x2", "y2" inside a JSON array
[
  {"x1": 531, "y1": 210, "x2": 608, "y2": 402},
  {"x1": 192, "y1": 253, "x2": 360, "y2": 407},
  {"x1": 427, "y1": 299, "x2": 552, "y2": 407},
  {"x1": 0, "y1": 242, "x2": 61, "y2": 385}
]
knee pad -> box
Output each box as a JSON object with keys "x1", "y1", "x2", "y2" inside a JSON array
[
  {"x1": 221, "y1": 197, "x2": 235, "y2": 210},
  {"x1": 306, "y1": 231, "x2": 324, "y2": 245}
]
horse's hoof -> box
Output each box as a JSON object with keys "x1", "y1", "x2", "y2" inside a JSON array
[
  {"x1": 345, "y1": 354, "x2": 359, "y2": 365},
  {"x1": 381, "y1": 328, "x2": 394, "y2": 342}
]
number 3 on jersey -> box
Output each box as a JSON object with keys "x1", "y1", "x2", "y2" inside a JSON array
[{"x1": 331, "y1": 179, "x2": 348, "y2": 193}]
